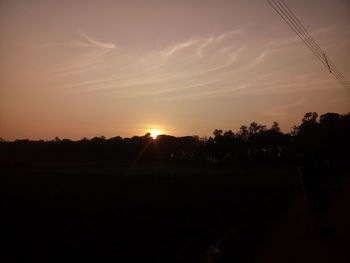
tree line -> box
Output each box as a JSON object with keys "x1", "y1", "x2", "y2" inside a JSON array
[{"x1": 1, "y1": 112, "x2": 349, "y2": 165}]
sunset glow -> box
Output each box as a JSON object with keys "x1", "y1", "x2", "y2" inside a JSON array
[
  {"x1": 0, "y1": 0, "x2": 349, "y2": 140},
  {"x1": 1, "y1": 2, "x2": 349, "y2": 262},
  {"x1": 150, "y1": 129, "x2": 161, "y2": 139}
]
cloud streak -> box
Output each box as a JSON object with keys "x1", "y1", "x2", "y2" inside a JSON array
[
  {"x1": 40, "y1": 31, "x2": 117, "y2": 49},
  {"x1": 162, "y1": 28, "x2": 243, "y2": 59},
  {"x1": 78, "y1": 31, "x2": 117, "y2": 49},
  {"x1": 162, "y1": 39, "x2": 201, "y2": 59},
  {"x1": 40, "y1": 25, "x2": 345, "y2": 102}
]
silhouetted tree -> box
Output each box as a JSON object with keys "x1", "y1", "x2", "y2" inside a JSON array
[
  {"x1": 271, "y1": 121, "x2": 281, "y2": 133},
  {"x1": 1, "y1": 111, "x2": 349, "y2": 165}
]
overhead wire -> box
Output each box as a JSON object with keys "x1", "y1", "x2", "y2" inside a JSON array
[
  {"x1": 267, "y1": 0, "x2": 350, "y2": 91},
  {"x1": 277, "y1": 0, "x2": 350, "y2": 90},
  {"x1": 275, "y1": 0, "x2": 349, "y2": 89},
  {"x1": 267, "y1": 0, "x2": 328, "y2": 69},
  {"x1": 279, "y1": 0, "x2": 324, "y2": 55},
  {"x1": 275, "y1": 0, "x2": 326, "y2": 62},
  {"x1": 268, "y1": 0, "x2": 348, "y2": 89},
  {"x1": 276, "y1": 0, "x2": 349, "y2": 90},
  {"x1": 268, "y1": 0, "x2": 341, "y2": 77}
]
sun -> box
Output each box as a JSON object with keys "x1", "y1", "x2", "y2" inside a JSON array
[{"x1": 149, "y1": 129, "x2": 161, "y2": 139}]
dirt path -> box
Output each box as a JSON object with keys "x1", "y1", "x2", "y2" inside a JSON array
[{"x1": 252, "y1": 178, "x2": 350, "y2": 263}]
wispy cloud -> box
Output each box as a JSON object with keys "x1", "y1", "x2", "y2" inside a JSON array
[
  {"x1": 45, "y1": 49, "x2": 112, "y2": 79},
  {"x1": 162, "y1": 28, "x2": 243, "y2": 59},
  {"x1": 162, "y1": 39, "x2": 201, "y2": 59},
  {"x1": 40, "y1": 26, "x2": 343, "y2": 101},
  {"x1": 195, "y1": 36, "x2": 214, "y2": 57},
  {"x1": 264, "y1": 26, "x2": 335, "y2": 49},
  {"x1": 215, "y1": 29, "x2": 243, "y2": 44},
  {"x1": 78, "y1": 31, "x2": 117, "y2": 49},
  {"x1": 236, "y1": 77, "x2": 336, "y2": 97},
  {"x1": 40, "y1": 31, "x2": 117, "y2": 49},
  {"x1": 168, "y1": 85, "x2": 249, "y2": 100}
]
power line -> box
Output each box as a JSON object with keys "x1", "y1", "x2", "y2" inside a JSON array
[
  {"x1": 272, "y1": 0, "x2": 349, "y2": 89},
  {"x1": 267, "y1": 0, "x2": 350, "y2": 91},
  {"x1": 276, "y1": 0, "x2": 350, "y2": 90},
  {"x1": 274, "y1": 0, "x2": 350, "y2": 90},
  {"x1": 267, "y1": 0, "x2": 328, "y2": 68},
  {"x1": 279, "y1": 0, "x2": 324, "y2": 55},
  {"x1": 273, "y1": 0, "x2": 327, "y2": 66},
  {"x1": 269, "y1": 0, "x2": 348, "y2": 89}
]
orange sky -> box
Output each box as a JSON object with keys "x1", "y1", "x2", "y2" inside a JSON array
[{"x1": 1, "y1": 0, "x2": 349, "y2": 140}]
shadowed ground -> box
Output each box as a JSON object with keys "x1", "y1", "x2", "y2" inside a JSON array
[
  {"x1": 2, "y1": 163, "x2": 299, "y2": 263},
  {"x1": 3, "y1": 163, "x2": 349, "y2": 263},
  {"x1": 252, "y1": 177, "x2": 350, "y2": 263},
  {"x1": 203, "y1": 171, "x2": 350, "y2": 263}
]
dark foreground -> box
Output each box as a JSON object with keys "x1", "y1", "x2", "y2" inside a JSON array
[
  {"x1": 2, "y1": 162, "x2": 347, "y2": 262},
  {"x1": 251, "y1": 177, "x2": 350, "y2": 263}
]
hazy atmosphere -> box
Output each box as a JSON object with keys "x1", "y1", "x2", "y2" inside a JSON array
[
  {"x1": 3, "y1": 2, "x2": 350, "y2": 262},
  {"x1": 1, "y1": 0, "x2": 349, "y2": 140}
]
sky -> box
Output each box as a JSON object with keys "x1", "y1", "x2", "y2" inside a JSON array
[{"x1": 1, "y1": 0, "x2": 349, "y2": 140}]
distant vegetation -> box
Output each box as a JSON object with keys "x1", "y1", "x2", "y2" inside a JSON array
[
  {"x1": 1, "y1": 112, "x2": 349, "y2": 165},
  {"x1": 3, "y1": 112, "x2": 350, "y2": 263}
]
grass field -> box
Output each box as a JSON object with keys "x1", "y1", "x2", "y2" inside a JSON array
[{"x1": 3, "y1": 162, "x2": 301, "y2": 262}]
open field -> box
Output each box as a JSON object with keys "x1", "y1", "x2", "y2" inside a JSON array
[{"x1": 2, "y1": 162, "x2": 302, "y2": 262}]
